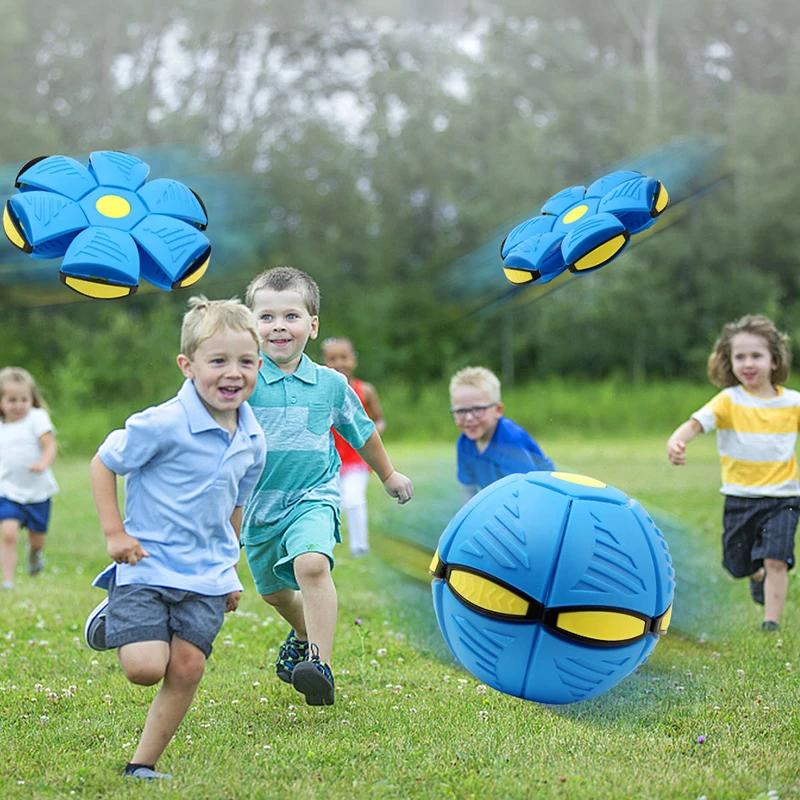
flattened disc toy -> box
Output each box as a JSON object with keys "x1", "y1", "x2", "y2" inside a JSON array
[
  {"x1": 501, "y1": 170, "x2": 669, "y2": 286},
  {"x1": 3, "y1": 150, "x2": 211, "y2": 298}
]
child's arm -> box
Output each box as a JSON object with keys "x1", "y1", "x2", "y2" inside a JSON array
[
  {"x1": 356, "y1": 429, "x2": 413, "y2": 504},
  {"x1": 362, "y1": 382, "x2": 386, "y2": 435},
  {"x1": 28, "y1": 431, "x2": 57, "y2": 473},
  {"x1": 666, "y1": 418, "x2": 703, "y2": 465},
  {"x1": 90, "y1": 454, "x2": 150, "y2": 565},
  {"x1": 225, "y1": 506, "x2": 243, "y2": 612}
]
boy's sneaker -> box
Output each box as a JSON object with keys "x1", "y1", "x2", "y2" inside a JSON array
[
  {"x1": 276, "y1": 628, "x2": 308, "y2": 684},
  {"x1": 761, "y1": 620, "x2": 780, "y2": 632},
  {"x1": 84, "y1": 597, "x2": 110, "y2": 651},
  {"x1": 123, "y1": 766, "x2": 172, "y2": 781},
  {"x1": 749, "y1": 575, "x2": 765, "y2": 605},
  {"x1": 291, "y1": 643, "x2": 335, "y2": 706},
  {"x1": 26, "y1": 544, "x2": 44, "y2": 577}
]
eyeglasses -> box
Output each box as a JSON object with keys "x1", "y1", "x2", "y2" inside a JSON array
[
  {"x1": 449, "y1": 403, "x2": 497, "y2": 421},
  {"x1": 429, "y1": 552, "x2": 672, "y2": 646}
]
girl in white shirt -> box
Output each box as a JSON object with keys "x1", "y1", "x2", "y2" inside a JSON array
[{"x1": 0, "y1": 367, "x2": 58, "y2": 589}]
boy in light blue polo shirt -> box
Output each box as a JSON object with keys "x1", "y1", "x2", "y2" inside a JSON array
[
  {"x1": 243, "y1": 266, "x2": 413, "y2": 707},
  {"x1": 83, "y1": 296, "x2": 266, "y2": 782}
]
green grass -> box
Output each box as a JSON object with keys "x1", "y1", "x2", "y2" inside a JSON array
[{"x1": 1, "y1": 439, "x2": 798, "y2": 799}]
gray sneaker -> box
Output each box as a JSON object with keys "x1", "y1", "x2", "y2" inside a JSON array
[
  {"x1": 27, "y1": 545, "x2": 44, "y2": 577},
  {"x1": 123, "y1": 766, "x2": 172, "y2": 780},
  {"x1": 84, "y1": 597, "x2": 109, "y2": 651}
]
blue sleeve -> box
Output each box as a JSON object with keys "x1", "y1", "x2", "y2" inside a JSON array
[
  {"x1": 514, "y1": 436, "x2": 554, "y2": 473},
  {"x1": 456, "y1": 436, "x2": 476, "y2": 486},
  {"x1": 97, "y1": 407, "x2": 164, "y2": 475},
  {"x1": 236, "y1": 431, "x2": 267, "y2": 507}
]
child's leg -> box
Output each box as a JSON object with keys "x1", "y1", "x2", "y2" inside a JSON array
[
  {"x1": 763, "y1": 558, "x2": 789, "y2": 623},
  {"x1": 293, "y1": 552, "x2": 337, "y2": 663},
  {"x1": 27, "y1": 531, "x2": 46, "y2": 558},
  {"x1": 123, "y1": 637, "x2": 206, "y2": 767},
  {"x1": 1, "y1": 519, "x2": 21, "y2": 585},
  {"x1": 261, "y1": 588, "x2": 308, "y2": 640},
  {"x1": 340, "y1": 470, "x2": 370, "y2": 556}
]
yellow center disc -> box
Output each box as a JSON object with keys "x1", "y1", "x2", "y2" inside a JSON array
[
  {"x1": 562, "y1": 204, "x2": 588, "y2": 224},
  {"x1": 95, "y1": 194, "x2": 131, "y2": 219}
]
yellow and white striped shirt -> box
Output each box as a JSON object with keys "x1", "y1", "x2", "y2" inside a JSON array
[{"x1": 693, "y1": 385, "x2": 800, "y2": 497}]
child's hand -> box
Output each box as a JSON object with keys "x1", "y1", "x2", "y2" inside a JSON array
[
  {"x1": 225, "y1": 591, "x2": 241, "y2": 612},
  {"x1": 106, "y1": 530, "x2": 150, "y2": 566},
  {"x1": 382, "y1": 471, "x2": 414, "y2": 504},
  {"x1": 667, "y1": 436, "x2": 687, "y2": 465},
  {"x1": 28, "y1": 461, "x2": 46, "y2": 473}
]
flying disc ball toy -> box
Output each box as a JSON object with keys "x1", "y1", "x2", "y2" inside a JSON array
[
  {"x1": 501, "y1": 170, "x2": 669, "y2": 286},
  {"x1": 2, "y1": 150, "x2": 211, "y2": 299},
  {"x1": 430, "y1": 471, "x2": 675, "y2": 704}
]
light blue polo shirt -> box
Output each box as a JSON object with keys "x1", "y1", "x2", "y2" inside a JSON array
[
  {"x1": 97, "y1": 379, "x2": 267, "y2": 595},
  {"x1": 242, "y1": 354, "x2": 375, "y2": 545}
]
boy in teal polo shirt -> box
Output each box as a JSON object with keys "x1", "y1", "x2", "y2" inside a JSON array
[
  {"x1": 243, "y1": 266, "x2": 413, "y2": 706},
  {"x1": 83, "y1": 296, "x2": 266, "y2": 781}
]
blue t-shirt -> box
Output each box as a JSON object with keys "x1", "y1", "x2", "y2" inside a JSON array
[
  {"x1": 97, "y1": 379, "x2": 267, "y2": 595},
  {"x1": 456, "y1": 416, "x2": 554, "y2": 491}
]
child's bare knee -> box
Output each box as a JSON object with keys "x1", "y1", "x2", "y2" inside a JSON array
[
  {"x1": 293, "y1": 552, "x2": 330, "y2": 583},
  {"x1": 123, "y1": 662, "x2": 165, "y2": 686},
  {"x1": 764, "y1": 558, "x2": 789, "y2": 574},
  {"x1": 168, "y1": 650, "x2": 206, "y2": 686}
]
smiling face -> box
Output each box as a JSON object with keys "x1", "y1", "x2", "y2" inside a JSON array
[
  {"x1": 730, "y1": 331, "x2": 775, "y2": 396},
  {"x1": 449, "y1": 384, "x2": 503, "y2": 451},
  {"x1": 251, "y1": 288, "x2": 319, "y2": 374},
  {"x1": 177, "y1": 327, "x2": 262, "y2": 429},
  {"x1": 0, "y1": 380, "x2": 33, "y2": 423}
]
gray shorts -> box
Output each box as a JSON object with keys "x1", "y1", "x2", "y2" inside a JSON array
[
  {"x1": 722, "y1": 495, "x2": 798, "y2": 578},
  {"x1": 106, "y1": 572, "x2": 227, "y2": 658}
]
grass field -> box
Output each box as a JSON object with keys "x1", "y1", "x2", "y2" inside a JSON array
[{"x1": 1, "y1": 437, "x2": 798, "y2": 799}]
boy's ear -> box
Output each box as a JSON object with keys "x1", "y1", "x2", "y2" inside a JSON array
[
  {"x1": 309, "y1": 316, "x2": 320, "y2": 340},
  {"x1": 177, "y1": 353, "x2": 194, "y2": 378},
  {"x1": 495, "y1": 401, "x2": 504, "y2": 416}
]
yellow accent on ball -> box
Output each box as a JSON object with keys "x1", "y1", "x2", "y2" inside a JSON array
[
  {"x1": 3, "y1": 205, "x2": 26, "y2": 250},
  {"x1": 550, "y1": 472, "x2": 607, "y2": 488},
  {"x1": 503, "y1": 267, "x2": 535, "y2": 284},
  {"x1": 556, "y1": 609, "x2": 646, "y2": 642},
  {"x1": 64, "y1": 276, "x2": 133, "y2": 299},
  {"x1": 429, "y1": 549, "x2": 441, "y2": 575},
  {"x1": 572, "y1": 233, "x2": 627, "y2": 271},
  {"x1": 654, "y1": 183, "x2": 669, "y2": 214},
  {"x1": 562, "y1": 204, "x2": 589, "y2": 224},
  {"x1": 178, "y1": 255, "x2": 210, "y2": 288},
  {"x1": 95, "y1": 194, "x2": 131, "y2": 219},
  {"x1": 658, "y1": 604, "x2": 673, "y2": 633},
  {"x1": 449, "y1": 569, "x2": 529, "y2": 617}
]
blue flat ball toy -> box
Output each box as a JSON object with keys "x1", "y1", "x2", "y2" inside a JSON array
[
  {"x1": 430, "y1": 471, "x2": 674, "y2": 704},
  {"x1": 2, "y1": 150, "x2": 211, "y2": 299},
  {"x1": 501, "y1": 170, "x2": 669, "y2": 286}
]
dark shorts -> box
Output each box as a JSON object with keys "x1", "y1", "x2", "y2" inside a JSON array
[
  {"x1": 106, "y1": 571, "x2": 227, "y2": 658},
  {"x1": 722, "y1": 495, "x2": 798, "y2": 578},
  {"x1": 0, "y1": 497, "x2": 51, "y2": 533}
]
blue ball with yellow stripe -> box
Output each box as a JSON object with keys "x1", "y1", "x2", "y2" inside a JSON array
[
  {"x1": 2, "y1": 151, "x2": 211, "y2": 299},
  {"x1": 501, "y1": 170, "x2": 669, "y2": 286},
  {"x1": 430, "y1": 471, "x2": 674, "y2": 704}
]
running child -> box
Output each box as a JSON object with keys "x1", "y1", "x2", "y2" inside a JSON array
[
  {"x1": 0, "y1": 367, "x2": 58, "y2": 589},
  {"x1": 83, "y1": 296, "x2": 266, "y2": 780},
  {"x1": 667, "y1": 314, "x2": 799, "y2": 632},
  {"x1": 243, "y1": 266, "x2": 413, "y2": 707},
  {"x1": 449, "y1": 366, "x2": 554, "y2": 503},
  {"x1": 322, "y1": 336, "x2": 386, "y2": 557}
]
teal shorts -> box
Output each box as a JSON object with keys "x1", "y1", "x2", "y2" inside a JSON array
[{"x1": 244, "y1": 505, "x2": 339, "y2": 595}]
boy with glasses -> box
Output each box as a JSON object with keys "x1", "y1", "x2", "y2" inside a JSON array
[{"x1": 449, "y1": 367, "x2": 554, "y2": 503}]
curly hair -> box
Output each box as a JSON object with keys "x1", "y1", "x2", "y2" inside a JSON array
[{"x1": 707, "y1": 314, "x2": 792, "y2": 388}]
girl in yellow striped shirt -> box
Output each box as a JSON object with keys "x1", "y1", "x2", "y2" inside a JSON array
[{"x1": 667, "y1": 315, "x2": 799, "y2": 632}]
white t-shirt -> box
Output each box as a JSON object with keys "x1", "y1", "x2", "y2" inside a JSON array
[{"x1": 0, "y1": 407, "x2": 59, "y2": 504}]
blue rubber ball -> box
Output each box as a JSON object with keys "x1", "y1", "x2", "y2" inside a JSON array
[{"x1": 430, "y1": 471, "x2": 675, "y2": 704}]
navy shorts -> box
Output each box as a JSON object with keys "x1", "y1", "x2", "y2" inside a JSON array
[
  {"x1": 722, "y1": 495, "x2": 798, "y2": 578},
  {"x1": 106, "y1": 571, "x2": 227, "y2": 658},
  {"x1": 0, "y1": 497, "x2": 51, "y2": 533}
]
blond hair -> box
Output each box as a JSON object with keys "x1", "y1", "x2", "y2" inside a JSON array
[
  {"x1": 0, "y1": 366, "x2": 48, "y2": 418},
  {"x1": 707, "y1": 314, "x2": 792, "y2": 388},
  {"x1": 449, "y1": 366, "x2": 502, "y2": 404},
  {"x1": 180, "y1": 295, "x2": 260, "y2": 360},
  {"x1": 245, "y1": 266, "x2": 320, "y2": 316}
]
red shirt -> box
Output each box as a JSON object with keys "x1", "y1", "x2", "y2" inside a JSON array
[{"x1": 333, "y1": 378, "x2": 371, "y2": 473}]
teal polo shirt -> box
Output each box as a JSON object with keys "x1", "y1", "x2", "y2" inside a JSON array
[{"x1": 241, "y1": 354, "x2": 375, "y2": 545}]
